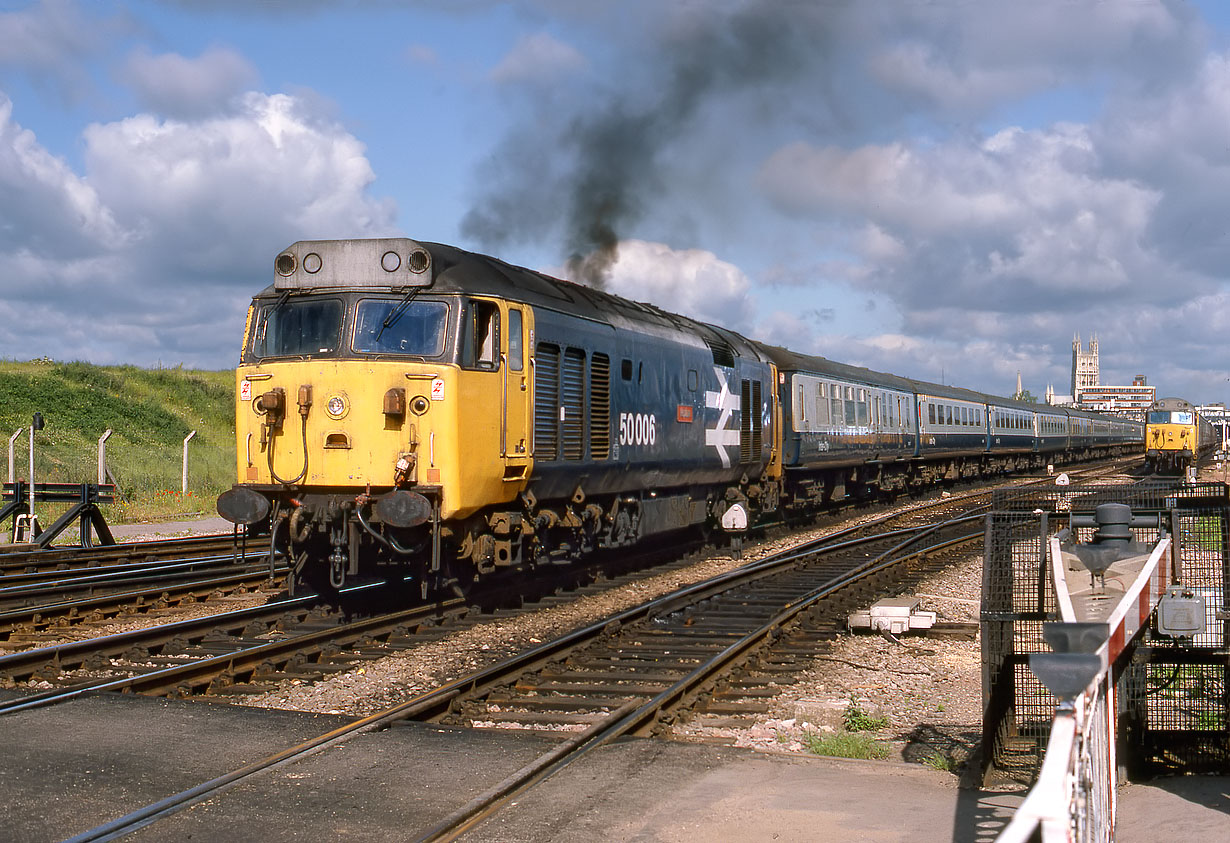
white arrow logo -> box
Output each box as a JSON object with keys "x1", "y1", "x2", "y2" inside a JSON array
[{"x1": 705, "y1": 367, "x2": 741, "y2": 468}]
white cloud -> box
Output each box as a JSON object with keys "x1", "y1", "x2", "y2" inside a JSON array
[
  {"x1": 601, "y1": 239, "x2": 755, "y2": 333},
  {"x1": 758, "y1": 125, "x2": 1169, "y2": 318},
  {"x1": 863, "y1": 0, "x2": 1201, "y2": 111},
  {"x1": 119, "y1": 46, "x2": 259, "y2": 119},
  {"x1": 0, "y1": 93, "x2": 123, "y2": 258},
  {"x1": 0, "y1": 0, "x2": 114, "y2": 101},
  {"x1": 0, "y1": 91, "x2": 398, "y2": 367},
  {"x1": 490, "y1": 32, "x2": 586, "y2": 85},
  {"x1": 82, "y1": 92, "x2": 397, "y2": 277}
]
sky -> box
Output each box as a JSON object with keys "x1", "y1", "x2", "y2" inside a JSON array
[{"x1": 2, "y1": 0, "x2": 1230, "y2": 405}]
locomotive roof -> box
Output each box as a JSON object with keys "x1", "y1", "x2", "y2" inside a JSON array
[
  {"x1": 254, "y1": 239, "x2": 1138, "y2": 429},
  {"x1": 261, "y1": 238, "x2": 768, "y2": 363},
  {"x1": 1150, "y1": 397, "x2": 1196, "y2": 411}
]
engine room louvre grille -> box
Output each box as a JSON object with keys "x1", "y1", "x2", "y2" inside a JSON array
[
  {"x1": 740, "y1": 379, "x2": 753, "y2": 464},
  {"x1": 590, "y1": 352, "x2": 611, "y2": 459},
  {"x1": 706, "y1": 338, "x2": 735, "y2": 368},
  {"x1": 561, "y1": 347, "x2": 586, "y2": 460},
  {"x1": 534, "y1": 343, "x2": 560, "y2": 460},
  {"x1": 752, "y1": 379, "x2": 762, "y2": 454}
]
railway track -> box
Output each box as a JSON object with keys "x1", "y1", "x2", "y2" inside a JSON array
[
  {"x1": 28, "y1": 461, "x2": 1139, "y2": 841},
  {"x1": 0, "y1": 534, "x2": 238, "y2": 576},
  {"x1": 0, "y1": 536, "x2": 717, "y2": 711},
  {"x1": 0, "y1": 533, "x2": 283, "y2": 650},
  {"x1": 54, "y1": 468, "x2": 1113, "y2": 843}
]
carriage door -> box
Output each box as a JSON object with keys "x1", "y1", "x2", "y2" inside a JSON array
[{"x1": 502, "y1": 304, "x2": 532, "y2": 480}]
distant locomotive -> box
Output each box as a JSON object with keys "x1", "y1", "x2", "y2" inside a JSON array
[
  {"x1": 217, "y1": 238, "x2": 1141, "y2": 597},
  {"x1": 1144, "y1": 397, "x2": 1216, "y2": 474}
]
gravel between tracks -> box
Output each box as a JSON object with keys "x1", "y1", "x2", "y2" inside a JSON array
[{"x1": 668, "y1": 555, "x2": 983, "y2": 769}]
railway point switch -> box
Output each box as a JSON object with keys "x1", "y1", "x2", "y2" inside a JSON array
[{"x1": 847, "y1": 597, "x2": 937, "y2": 635}]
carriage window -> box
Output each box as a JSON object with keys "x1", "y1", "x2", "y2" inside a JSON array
[
  {"x1": 928, "y1": 404, "x2": 936, "y2": 425},
  {"x1": 946, "y1": 406, "x2": 953, "y2": 426},
  {"x1": 461, "y1": 299, "x2": 500, "y2": 370}
]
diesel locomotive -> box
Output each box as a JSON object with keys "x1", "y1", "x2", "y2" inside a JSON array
[
  {"x1": 217, "y1": 238, "x2": 1141, "y2": 596},
  {"x1": 1144, "y1": 397, "x2": 1217, "y2": 474}
]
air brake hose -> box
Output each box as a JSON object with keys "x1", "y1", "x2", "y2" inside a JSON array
[
  {"x1": 355, "y1": 504, "x2": 422, "y2": 556},
  {"x1": 268, "y1": 414, "x2": 309, "y2": 486}
]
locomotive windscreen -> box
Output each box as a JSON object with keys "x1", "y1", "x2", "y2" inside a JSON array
[{"x1": 251, "y1": 298, "x2": 343, "y2": 358}]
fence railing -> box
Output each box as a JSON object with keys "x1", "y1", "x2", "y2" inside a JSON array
[{"x1": 998, "y1": 533, "x2": 1172, "y2": 842}]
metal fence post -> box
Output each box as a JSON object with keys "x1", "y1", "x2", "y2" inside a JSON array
[
  {"x1": 182, "y1": 430, "x2": 196, "y2": 494},
  {"x1": 98, "y1": 429, "x2": 112, "y2": 486},
  {"x1": 8, "y1": 428, "x2": 22, "y2": 484},
  {"x1": 28, "y1": 413, "x2": 44, "y2": 526}
]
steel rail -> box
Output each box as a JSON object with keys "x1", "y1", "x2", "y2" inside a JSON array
[
  {"x1": 0, "y1": 592, "x2": 463, "y2": 715},
  {"x1": 0, "y1": 533, "x2": 234, "y2": 573},
  {"x1": 0, "y1": 593, "x2": 322, "y2": 702},
  {"x1": 0, "y1": 551, "x2": 272, "y2": 602},
  {"x1": 415, "y1": 527, "x2": 989, "y2": 841},
  {"x1": 0, "y1": 564, "x2": 286, "y2": 635}
]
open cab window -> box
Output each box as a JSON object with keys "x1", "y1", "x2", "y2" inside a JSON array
[{"x1": 461, "y1": 299, "x2": 501, "y2": 371}]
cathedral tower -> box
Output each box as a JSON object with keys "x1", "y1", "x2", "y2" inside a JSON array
[{"x1": 1071, "y1": 333, "x2": 1100, "y2": 399}]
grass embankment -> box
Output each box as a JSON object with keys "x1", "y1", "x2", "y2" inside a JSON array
[{"x1": 0, "y1": 360, "x2": 235, "y2": 527}]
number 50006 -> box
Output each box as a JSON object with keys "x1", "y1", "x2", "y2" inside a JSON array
[{"x1": 619, "y1": 413, "x2": 657, "y2": 447}]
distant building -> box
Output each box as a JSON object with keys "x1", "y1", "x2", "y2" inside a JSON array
[
  {"x1": 1077, "y1": 375, "x2": 1155, "y2": 415},
  {"x1": 1071, "y1": 334, "x2": 1100, "y2": 402},
  {"x1": 1044, "y1": 384, "x2": 1075, "y2": 407}
]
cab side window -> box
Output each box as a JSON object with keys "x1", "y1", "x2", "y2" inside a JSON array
[
  {"x1": 508, "y1": 308, "x2": 523, "y2": 372},
  {"x1": 462, "y1": 300, "x2": 500, "y2": 370}
]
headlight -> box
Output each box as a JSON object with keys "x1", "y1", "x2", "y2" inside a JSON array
[{"x1": 327, "y1": 395, "x2": 348, "y2": 418}]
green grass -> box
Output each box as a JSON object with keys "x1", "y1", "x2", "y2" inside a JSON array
[
  {"x1": 0, "y1": 359, "x2": 234, "y2": 525},
  {"x1": 800, "y1": 730, "x2": 891, "y2": 760},
  {"x1": 843, "y1": 704, "x2": 889, "y2": 732},
  {"x1": 924, "y1": 753, "x2": 961, "y2": 773}
]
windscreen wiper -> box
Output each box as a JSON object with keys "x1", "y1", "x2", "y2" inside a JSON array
[{"x1": 374, "y1": 288, "x2": 420, "y2": 343}]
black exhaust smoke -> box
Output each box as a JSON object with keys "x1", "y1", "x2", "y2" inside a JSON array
[{"x1": 462, "y1": 2, "x2": 826, "y2": 289}]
